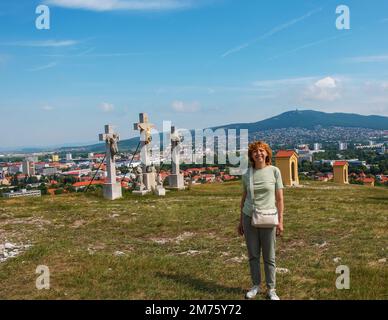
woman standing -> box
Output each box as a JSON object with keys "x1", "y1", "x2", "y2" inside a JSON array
[{"x1": 238, "y1": 141, "x2": 284, "y2": 300}]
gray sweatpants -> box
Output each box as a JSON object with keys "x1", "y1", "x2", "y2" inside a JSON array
[{"x1": 243, "y1": 213, "x2": 276, "y2": 289}]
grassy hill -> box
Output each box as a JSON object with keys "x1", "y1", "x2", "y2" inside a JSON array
[{"x1": 0, "y1": 181, "x2": 387, "y2": 300}]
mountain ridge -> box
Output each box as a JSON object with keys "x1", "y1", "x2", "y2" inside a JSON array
[{"x1": 3, "y1": 110, "x2": 387, "y2": 154}]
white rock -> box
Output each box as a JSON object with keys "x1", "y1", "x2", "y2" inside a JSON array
[
  {"x1": 114, "y1": 251, "x2": 125, "y2": 256},
  {"x1": 111, "y1": 214, "x2": 120, "y2": 218},
  {"x1": 178, "y1": 250, "x2": 201, "y2": 256},
  {"x1": 276, "y1": 267, "x2": 290, "y2": 274},
  {"x1": 4, "y1": 242, "x2": 15, "y2": 249},
  {"x1": 333, "y1": 257, "x2": 341, "y2": 263},
  {"x1": 225, "y1": 255, "x2": 247, "y2": 264},
  {"x1": 315, "y1": 241, "x2": 328, "y2": 248},
  {"x1": 378, "y1": 258, "x2": 386, "y2": 263}
]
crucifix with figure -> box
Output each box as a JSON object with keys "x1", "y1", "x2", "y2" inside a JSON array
[
  {"x1": 133, "y1": 113, "x2": 154, "y2": 168},
  {"x1": 133, "y1": 113, "x2": 156, "y2": 194},
  {"x1": 99, "y1": 124, "x2": 122, "y2": 200}
]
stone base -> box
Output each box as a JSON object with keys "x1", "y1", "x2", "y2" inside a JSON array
[
  {"x1": 154, "y1": 187, "x2": 166, "y2": 196},
  {"x1": 168, "y1": 174, "x2": 185, "y2": 190},
  {"x1": 132, "y1": 190, "x2": 150, "y2": 196},
  {"x1": 143, "y1": 172, "x2": 156, "y2": 191},
  {"x1": 103, "y1": 182, "x2": 122, "y2": 200}
]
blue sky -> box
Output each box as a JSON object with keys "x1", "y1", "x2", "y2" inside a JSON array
[{"x1": 1, "y1": 0, "x2": 388, "y2": 148}]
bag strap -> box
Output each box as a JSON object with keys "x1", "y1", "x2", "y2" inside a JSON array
[{"x1": 249, "y1": 166, "x2": 256, "y2": 210}]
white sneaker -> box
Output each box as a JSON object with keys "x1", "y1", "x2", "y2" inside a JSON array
[
  {"x1": 267, "y1": 289, "x2": 280, "y2": 300},
  {"x1": 245, "y1": 285, "x2": 261, "y2": 299}
]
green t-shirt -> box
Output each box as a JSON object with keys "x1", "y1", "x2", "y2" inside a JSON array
[{"x1": 242, "y1": 165, "x2": 284, "y2": 217}]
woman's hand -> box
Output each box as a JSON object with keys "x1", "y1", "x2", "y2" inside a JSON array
[
  {"x1": 276, "y1": 222, "x2": 284, "y2": 237},
  {"x1": 237, "y1": 222, "x2": 244, "y2": 236}
]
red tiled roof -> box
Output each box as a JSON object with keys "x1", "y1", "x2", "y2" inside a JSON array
[
  {"x1": 73, "y1": 180, "x2": 104, "y2": 187},
  {"x1": 362, "y1": 178, "x2": 375, "y2": 183},
  {"x1": 276, "y1": 150, "x2": 297, "y2": 158},
  {"x1": 333, "y1": 161, "x2": 348, "y2": 166}
]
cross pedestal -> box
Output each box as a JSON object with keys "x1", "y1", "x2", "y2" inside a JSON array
[{"x1": 99, "y1": 125, "x2": 122, "y2": 200}]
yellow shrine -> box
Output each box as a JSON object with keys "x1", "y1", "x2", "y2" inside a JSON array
[
  {"x1": 275, "y1": 150, "x2": 299, "y2": 187},
  {"x1": 333, "y1": 161, "x2": 349, "y2": 184}
]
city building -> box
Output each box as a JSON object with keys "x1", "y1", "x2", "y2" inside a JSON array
[
  {"x1": 22, "y1": 160, "x2": 35, "y2": 176},
  {"x1": 313, "y1": 143, "x2": 321, "y2": 151},
  {"x1": 339, "y1": 142, "x2": 348, "y2": 151},
  {"x1": 42, "y1": 167, "x2": 58, "y2": 176},
  {"x1": 3, "y1": 189, "x2": 41, "y2": 198},
  {"x1": 8, "y1": 163, "x2": 22, "y2": 174}
]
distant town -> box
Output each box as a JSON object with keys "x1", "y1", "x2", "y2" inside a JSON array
[{"x1": 1, "y1": 126, "x2": 387, "y2": 198}]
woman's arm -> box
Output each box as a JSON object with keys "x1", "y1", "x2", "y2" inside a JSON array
[
  {"x1": 238, "y1": 190, "x2": 247, "y2": 235},
  {"x1": 275, "y1": 188, "x2": 284, "y2": 236},
  {"x1": 240, "y1": 190, "x2": 247, "y2": 218}
]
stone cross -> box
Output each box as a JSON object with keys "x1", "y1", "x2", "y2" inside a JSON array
[
  {"x1": 99, "y1": 125, "x2": 122, "y2": 200},
  {"x1": 170, "y1": 126, "x2": 180, "y2": 175},
  {"x1": 133, "y1": 113, "x2": 154, "y2": 168},
  {"x1": 168, "y1": 125, "x2": 185, "y2": 190}
]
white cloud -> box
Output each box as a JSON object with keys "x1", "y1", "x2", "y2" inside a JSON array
[
  {"x1": 45, "y1": 0, "x2": 194, "y2": 11},
  {"x1": 269, "y1": 34, "x2": 349, "y2": 61},
  {"x1": 1, "y1": 40, "x2": 78, "y2": 47},
  {"x1": 171, "y1": 100, "x2": 200, "y2": 113},
  {"x1": 305, "y1": 76, "x2": 341, "y2": 101},
  {"x1": 252, "y1": 76, "x2": 316, "y2": 87},
  {"x1": 344, "y1": 55, "x2": 388, "y2": 63},
  {"x1": 315, "y1": 77, "x2": 337, "y2": 89},
  {"x1": 41, "y1": 105, "x2": 54, "y2": 111},
  {"x1": 28, "y1": 62, "x2": 58, "y2": 72},
  {"x1": 100, "y1": 102, "x2": 114, "y2": 112},
  {"x1": 221, "y1": 7, "x2": 322, "y2": 58}
]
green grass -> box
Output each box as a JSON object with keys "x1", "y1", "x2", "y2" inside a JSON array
[{"x1": 0, "y1": 181, "x2": 387, "y2": 300}]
